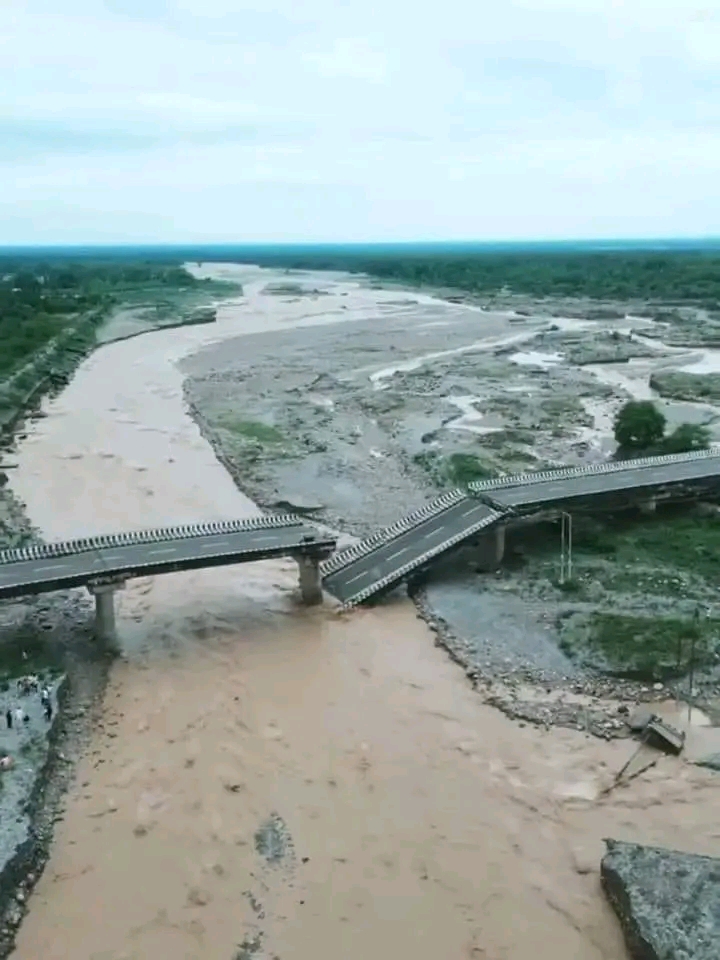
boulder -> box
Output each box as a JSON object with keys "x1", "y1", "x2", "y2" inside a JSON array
[
  {"x1": 695, "y1": 753, "x2": 720, "y2": 773},
  {"x1": 601, "y1": 839, "x2": 720, "y2": 960}
]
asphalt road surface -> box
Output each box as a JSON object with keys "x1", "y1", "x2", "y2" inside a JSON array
[
  {"x1": 4, "y1": 452, "x2": 720, "y2": 607},
  {"x1": 0, "y1": 526, "x2": 335, "y2": 600},
  {"x1": 322, "y1": 499, "x2": 499, "y2": 604},
  {"x1": 487, "y1": 454, "x2": 720, "y2": 509}
]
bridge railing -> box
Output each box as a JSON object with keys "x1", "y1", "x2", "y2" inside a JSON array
[
  {"x1": 468, "y1": 447, "x2": 720, "y2": 494},
  {"x1": 339, "y1": 508, "x2": 502, "y2": 607},
  {"x1": 0, "y1": 514, "x2": 305, "y2": 567},
  {"x1": 320, "y1": 488, "x2": 467, "y2": 578}
]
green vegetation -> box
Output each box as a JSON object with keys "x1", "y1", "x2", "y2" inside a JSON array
[
  {"x1": 0, "y1": 258, "x2": 225, "y2": 378},
  {"x1": 0, "y1": 256, "x2": 240, "y2": 438},
  {"x1": 613, "y1": 399, "x2": 711, "y2": 455},
  {"x1": 609, "y1": 513, "x2": 720, "y2": 581},
  {"x1": 235, "y1": 249, "x2": 720, "y2": 304},
  {"x1": 614, "y1": 400, "x2": 666, "y2": 449},
  {"x1": 524, "y1": 511, "x2": 720, "y2": 594},
  {"x1": 0, "y1": 628, "x2": 62, "y2": 683},
  {"x1": 558, "y1": 611, "x2": 716, "y2": 680},
  {"x1": 650, "y1": 371, "x2": 720, "y2": 402},
  {"x1": 661, "y1": 422, "x2": 711, "y2": 453},
  {"x1": 217, "y1": 418, "x2": 285, "y2": 444},
  {"x1": 446, "y1": 452, "x2": 497, "y2": 485},
  {"x1": 412, "y1": 450, "x2": 498, "y2": 487},
  {"x1": 503, "y1": 508, "x2": 720, "y2": 679}
]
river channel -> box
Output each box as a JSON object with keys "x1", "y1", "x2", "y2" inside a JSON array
[{"x1": 6, "y1": 265, "x2": 719, "y2": 960}]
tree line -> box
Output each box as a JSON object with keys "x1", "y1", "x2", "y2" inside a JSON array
[
  {"x1": 0, "y1": 259, "x2": 201, "y2": 378},
  {"x1": 235, "y1": 250, "x2": 720, "y2": 305}
]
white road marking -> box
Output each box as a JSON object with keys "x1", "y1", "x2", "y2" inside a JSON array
[
  {"x1": 147, "y1": 547, "x2": 178, "y2": 556},
  {"x1": 199, "y1": 540, "x2": 230, "y2": 549},
  {"x1": 422, "y1": 528, "x2": 443, "y2": 540},
  {"x1": 385, "y1": 546, "x2": 412, "y2": 564},
  {"x1": 33, "y1": 563, "x2": 66, "y2": 573},
  {"x1": 344, "y1": 569, "x2": 373, "y2": 586}
]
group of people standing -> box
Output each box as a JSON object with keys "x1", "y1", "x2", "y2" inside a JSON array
[{"x1": 4, "y1": 675, "x2": 53, "y2": 729}]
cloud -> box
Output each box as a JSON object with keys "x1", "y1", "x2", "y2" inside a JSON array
[
  {"x1": 0, "y1": 0, "x2": 718, "y2": 242},
  {"x1": 303, "y1": 38, "x2": 388, "y2": 83}
]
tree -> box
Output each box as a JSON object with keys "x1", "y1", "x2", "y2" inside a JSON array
[
  {"x1": 614, "y1": 400, "x2": 666, "y2": 450},
  {"x1": 661, "y1": 422, "x2": 711, "y2": 454}
]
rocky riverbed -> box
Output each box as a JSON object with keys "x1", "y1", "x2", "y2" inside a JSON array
[{"x1": 181, "y1": 267, "x2": 720, "y2": 734}]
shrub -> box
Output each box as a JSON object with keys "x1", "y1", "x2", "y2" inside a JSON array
[
  {"x1": 614, "y1": 400, "x2": 666, "y2": 450},
  {"x1": 660, "y1": 422, "x2": 711, "y2": 454}
]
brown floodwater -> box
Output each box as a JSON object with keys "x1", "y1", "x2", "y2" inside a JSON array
[{"x1": 7, "y1": 265, "x2": 720, "y2": 959}]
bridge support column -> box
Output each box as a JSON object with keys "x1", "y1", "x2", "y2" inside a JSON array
[
  {"x1": 494, "y1": 524, "x2": 506, "y2": 565},
  {"x1": 639, "y1": 496, "x2": 657, "y2": 516},
  {"x1": 297, "y1": 555, "x2": 323, "y2": 605},
  {"x1": 87, "y1": 580, "x2": 125, "y2": 649},
  {"x1": 475, "y1": 524, "x2": 506, "y2": 572}
]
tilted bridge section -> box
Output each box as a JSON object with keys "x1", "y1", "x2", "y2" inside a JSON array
[
  {"x1": 320, "y1": 448, "x2": 720, "y2": 607},
  {"x1": 2, "y1": 449, "x2": 720, "y2": 641}
]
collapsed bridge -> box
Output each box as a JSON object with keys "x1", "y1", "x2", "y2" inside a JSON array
[
  {"x1": 1, "y1": 449, "x2": 719, "y2": 639},
  {"x1": 320, "y1": 448, "x2": 720, "y2": 607}
]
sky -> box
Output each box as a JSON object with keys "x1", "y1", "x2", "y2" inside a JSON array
[{"x1": 1, "y1": 0, "x2": 719, "y2": 244}]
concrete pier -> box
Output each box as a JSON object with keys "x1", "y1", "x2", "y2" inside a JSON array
[
  {"x1": 494, "y1": 524, "x2": 506, "y2": 565},
  {"x1": 639, "y1": 496, "x2": 657, "y2": 516},
  {"x1": 296, "y1": 555, "x2": 323, "y2": 605},
  {"x1": 87, "y1": 581, "x2": 123, "y2": 648},
  {"x1": 476, "y1": 523, "x2": 506, "y2": 572}
]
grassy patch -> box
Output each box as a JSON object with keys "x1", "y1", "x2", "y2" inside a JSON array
[
  {"x1": 217, "y1": 417, "x2": 285, "y2": 444},
  {"x1": 445, "y1": 453, "x2": 497, "y2": 485},
  {"x1": 559, "y1": 611, "x2": 718, "y2": 680},
  {"x1": 412, "y1": 450, "x2": 498, "y2": 487},
  {"x1": 611, "y1": 514, "x2": 720, "y2": 581},
  {"x1": 519, "y1": 512, "x2": 720, "y2": 578},
  {"x1": 477, "y1": 428, "x2": 536, "y2": 450},
  {"x1": 650, "y1": 371, "x2": 720, "y2": 401},
  {"x1": 0, "y1": 632, "x2": 62, "y2": 682},
  {"x1": 540, "y1": 396, "x2": 591, "y2": 423},
  {"x1": 587, "y1": 566, "x2": 706, "y2": 599}
]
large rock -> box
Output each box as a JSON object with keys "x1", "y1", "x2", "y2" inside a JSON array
[
  {"x1": 695, "y1": 753, "x2": 720, "y2": 773},
  {"x1": 601, "y1": 839, "x2": 720, "y2": 960}
]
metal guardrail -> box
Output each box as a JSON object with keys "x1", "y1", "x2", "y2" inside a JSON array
[
  {"x1": 467, "y1": 447, "x2": 720, "y2": 494},
  {"x1": 320, "y1": 488, "x2": 466, "y2": 577},
  {"x1": 0, "y1": 514, "x2": 305, "y2": 567},
  {"x1": 338, "y1": 508, "x2": 502, "y2": 607}
]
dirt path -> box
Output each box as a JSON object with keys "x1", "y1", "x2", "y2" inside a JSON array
[{"x1": 7, "y1": 264, "x2": 719, "y2": 959}]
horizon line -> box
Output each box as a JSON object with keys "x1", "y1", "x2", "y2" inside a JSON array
[{"x1": 1, "y1": 235, "x2": 720, "y2": 253}]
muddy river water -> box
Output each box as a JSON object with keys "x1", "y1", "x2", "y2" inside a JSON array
[{"x1": 6, "y1": 266, "x2": 720, "y2": 959}]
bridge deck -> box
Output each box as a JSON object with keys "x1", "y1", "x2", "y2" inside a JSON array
[
  {"x1": 323, "y1": 449, "x2": 720, "y2": 607},
  {"x1": 3, "y1": 451, "x2": 720, "y2": 610},
  {"x1": 0, "y1": 518, "x2": 335, "y2": 601},
  {"x1": 322, "y1": 499, "x2": 500, "y2": 605},
  {"x1": 471, "y1": 448, "x2": 720, "y2": 509}
]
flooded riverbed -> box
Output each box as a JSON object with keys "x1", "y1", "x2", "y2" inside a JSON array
[{"x1": 6, "y1": 265, "x2": 720, "y2": 959}]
